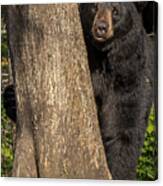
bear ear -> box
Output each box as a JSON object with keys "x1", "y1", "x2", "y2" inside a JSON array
[{"x1": 134, "y1": 2, "x2": 148, "y2": 13}]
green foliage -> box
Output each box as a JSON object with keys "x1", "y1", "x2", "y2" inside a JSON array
[
  {"x1": 1, "y1": 39, "x2": 8, "y2": 59},
  {"x1": 1, "y1": 15, "x2": 14, "y2": 177},
  {"x1": 136, "y1": 107, "x2": 158, "y2": 180},
  {"x1": 1, "y1": 98, "x2": 14, "y2": 177},
  {"x1": 1, "y1": 17, "x2": 8, "y2": 59}
]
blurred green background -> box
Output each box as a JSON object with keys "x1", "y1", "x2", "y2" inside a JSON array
[{"x1": 1, "y1": 16, "x2": 158, "y2": 180}]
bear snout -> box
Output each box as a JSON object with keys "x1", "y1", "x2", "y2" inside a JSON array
[
  {"x1": 92, "y1": 9, "x2": 114, "y2": 42},
  {"x1": 94, "y1": 21, "x2": 109, "y2": 37}
]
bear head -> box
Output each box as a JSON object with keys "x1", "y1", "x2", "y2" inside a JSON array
[{"x1": 79, "y1": 3, "x2": 141, "y2": 48}]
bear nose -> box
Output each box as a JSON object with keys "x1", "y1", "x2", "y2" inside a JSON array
[{"x1": 95, "y1": 21, "x2": 108, "y2": 36}]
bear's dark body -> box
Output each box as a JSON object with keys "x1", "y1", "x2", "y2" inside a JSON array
[{"x1": 79, "y1": 2, "x2": 153, "y2": 180}]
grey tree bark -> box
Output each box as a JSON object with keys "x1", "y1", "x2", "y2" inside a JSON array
[{"x1": 7, "y1": 4, "x2": 112, "y2": 179}]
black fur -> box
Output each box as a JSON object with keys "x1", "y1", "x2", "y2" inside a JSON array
[
  {"x1": 3, "y1": 84, "x2": 17, "y2": 123},
  {"x1": 79, "y1": 2, "x2": 153, "y2": 180}
]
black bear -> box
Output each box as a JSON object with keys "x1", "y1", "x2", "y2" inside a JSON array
[
  {"x1": 79, "y1": 2, "x2": 154, "y2": 180},
  {"x1": 3, "y1": 2, "x2": 155, "y2": 180}
]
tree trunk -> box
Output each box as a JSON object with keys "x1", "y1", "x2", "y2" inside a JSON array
[{"x1": 7, "y1": 4, "x2": 112, "y2": 179}]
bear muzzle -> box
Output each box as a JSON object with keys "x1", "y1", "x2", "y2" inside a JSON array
[
  {"x1": 94, "y1": 21, "x2": 109, "y2": 37},
  {"x1": 92, "y1": 9, "x2": 114, "y2": 42}
]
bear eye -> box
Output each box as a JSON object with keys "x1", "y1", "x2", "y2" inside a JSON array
[{"x1": 112, "y1": 7, "x2": 119, "y2": 16}]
